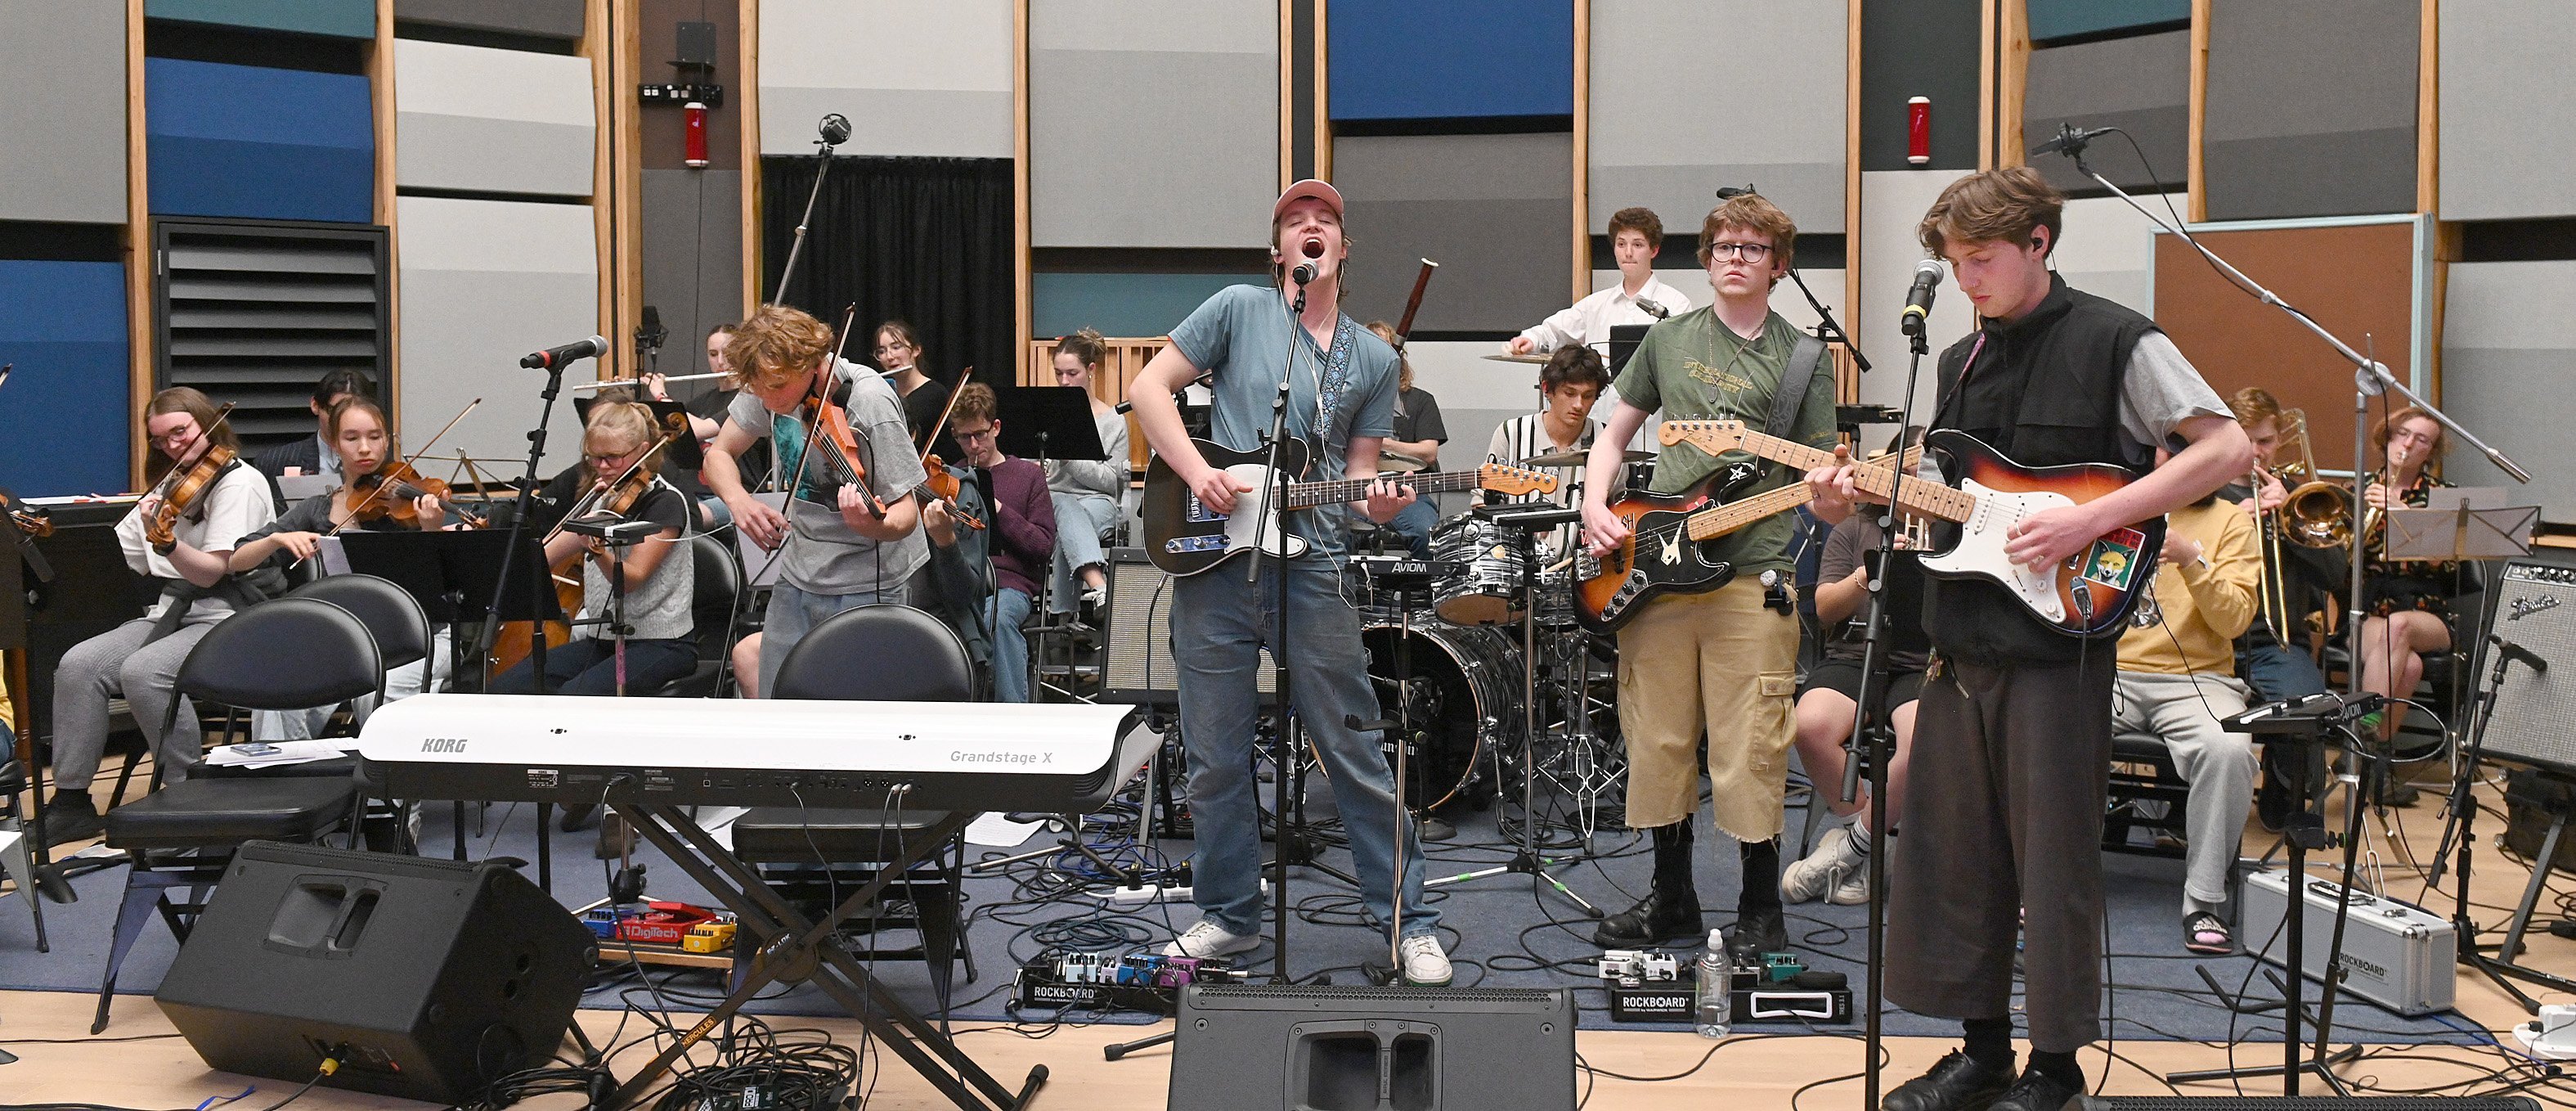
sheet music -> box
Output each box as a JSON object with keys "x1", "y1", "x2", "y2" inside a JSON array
[
  {"x1": 316, "y1": 534, "x2": 351, "y2": 577},
  {"x1": 734, "y1": 492, "x2": 789, "y2": 587}
]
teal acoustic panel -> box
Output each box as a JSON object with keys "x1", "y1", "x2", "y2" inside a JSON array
[
  {"x1": 0, "y1": 261, "x2": 130, "y2": 497},
  {"x1": 146, "y1": 0, "x2": 375, "y2": 38},
  {"x1": 2028, "y1": 0, "x2": 2191, "y2": 43},
  {"x1": 1033, "y1": 273, "x2": 1257, "y2": 339}
]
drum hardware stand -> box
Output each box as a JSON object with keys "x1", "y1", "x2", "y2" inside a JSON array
[
  {"x1": 2430, "y1": 639, "x2": 2575, "y2": 1011},
  {"x1": 1423, "y1": 506, "x2": 1600, "y2": 917},
  {"x1": 1345, "y1": 557, "x2": 1430, "y2": 980}
]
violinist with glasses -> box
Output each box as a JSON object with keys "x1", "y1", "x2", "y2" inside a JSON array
[
  {"x1": 227, "y1": 395, "x2": 468, "y2": 740},
  {"x1": 41, "y1": 388, "x2": 278, "y2": 846}
]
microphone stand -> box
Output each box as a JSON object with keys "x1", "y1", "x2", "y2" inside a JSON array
[
  {"x1": 473, "y1": 353, "x2": 573, "y2": 891},
  {"x1": 770, "y1": 124, "x2": 846, "y2": 306},
  {"x1": 1254, "y1": 280, "x2": 1300, "y2": 984},
  {"x1": 1783, "y1": 267, "x2": 1869, "y2": 375}
]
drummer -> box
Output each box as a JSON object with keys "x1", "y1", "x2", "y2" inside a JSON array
[
  {"x1": 1506, "y1": 207, "x2": 1694, "y2": 365},
  {"x1": 1484, "y1": 345, "x2": 1609, "y2": 561}
]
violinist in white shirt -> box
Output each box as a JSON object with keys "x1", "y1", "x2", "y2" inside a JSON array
[{"x1": 1506, "y1": 206, "x2": 1694, "y2": 358}]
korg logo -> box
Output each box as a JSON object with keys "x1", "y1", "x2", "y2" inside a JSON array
[{"x1": 421, "y1": 737, "x2": 469, "y2": 753}]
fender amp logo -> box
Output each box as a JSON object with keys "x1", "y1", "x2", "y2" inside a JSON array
[
  {"x1": 2508, "y1": 595, "x2": 2560, "y2": 622},
  {"x1": 420, "y1": 737, "x2": 469, "y2": 753}
]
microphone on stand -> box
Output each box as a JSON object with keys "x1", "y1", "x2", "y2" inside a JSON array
[
  {"x1": 520, "y1": 335, "x2": 609, "y2": 371},
  {"x1": 818, "y1": 113, "x2": 852, "y2": 146},
  {"x1": 1290, "y1": 237, "x2": 1323, "y2": 311},
  {"x1": 2490, "y1": 635, "x2": 2549, "y2": 676},
  {"x1": 2030, "y1": 123, "x2": 2113, "y2": 160},
  {"x1": 1899, "y1": 259, "x2": 1944, "y2": 338},
  {"x1": 1635, "y1": 298, "x2": 1672, "y2": 320}
]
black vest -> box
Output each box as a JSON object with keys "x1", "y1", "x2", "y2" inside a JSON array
[{"x1": 1924, "y1": 275, "x2": 2159, "y2": 664}]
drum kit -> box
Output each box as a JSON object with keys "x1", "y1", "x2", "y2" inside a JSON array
[{"x1": 1349, "y1": 447, "x2": 1657, "y2": 841}]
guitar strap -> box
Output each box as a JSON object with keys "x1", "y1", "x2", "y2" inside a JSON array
[{"x1": 1764, "y1": 331, "x2": 1829, "y2": 447}]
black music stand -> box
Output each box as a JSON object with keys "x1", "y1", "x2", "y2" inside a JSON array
[
  {"x1": 999, "y1": 385, "x2": 1106, "y2": 699},
  {"x1": 1606, "y1": 324, "x2": 1649, "y2": 376}
]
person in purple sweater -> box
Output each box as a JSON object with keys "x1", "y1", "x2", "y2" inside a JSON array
[{"x1": 939, "y1": 383, "x2": 1056, "y2": 702}]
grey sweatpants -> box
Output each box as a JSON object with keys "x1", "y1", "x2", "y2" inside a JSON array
[
  {"x1": 2112, "y1": 669, "x2": 2255, "y2": 913},
  {"x1": 1887, "y1": 652, "x2": 2113, "y2": 1054},
  {"x1": 51, "y1": 618, "x2": 210, "y2": 790}
]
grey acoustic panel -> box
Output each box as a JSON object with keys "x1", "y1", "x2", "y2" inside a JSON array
[
  {"x1": 640, "y1": 169, "x2": 744, "y2": 376},
  {"x1": 1332, "y1": 133, "x2": 1573, "y2": 335},
  {"x1": 1855, "y1": 169, "x2": 1972, "y2": 411},
  {"x1": 0, "y1": 1, "x2": 128, "y2": 224},
  {"x1": 394, "y1": 0, "x2": 583, "y2": 41},
  {"x1": 1589, "y1": 0, "x2": 1847, "y2": 232},
  {"x1": 758, "y1": 0, "x2": 1013, "y2": 157},
  {"x1": 2022, "y1": 30, "x2": 2188, "y2": 195},
  {"x1": 1031, "y1": 0, "x2": 1276, "y2": 249},
  {"x1": 2204, "y1": 0, "x2": 2418, "y2": 221},
  {"x1": 154, "y1": 219, "x2": 392, "y2": 457},
  {"x1": 2439, "y1": 260, "x2": 2576, "y2": 515},
  {"x1": 2051, "y1": 194, "x2": 2165, "y2": 318},
  {"x1": 395, "y1": 196, "x2": 598, "y2": 468},
  {"x1": 2440, "y1": 0, "x2": 2576, "y2": 221},
  {"x1": 396, "y1": 39, "x2": 595, "y2": 198}
]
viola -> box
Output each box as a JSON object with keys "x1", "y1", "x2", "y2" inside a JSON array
[
  {"x1": 348, "y1": 461, "x2": 487, "y2": 529},
  {"x1": 920, "y1": 456, "x2": 986, "y2": 531},
  {"x1": 788, "y1": 304, "x2": 884, "y2": 518},
  {"x1": 143, "y1": 403, "x2": 240, "y2": 554}
]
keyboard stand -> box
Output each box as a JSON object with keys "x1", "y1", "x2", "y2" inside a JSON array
[{"x1": 604, "y1": 803, "x2": 1046, "y2": 1111}]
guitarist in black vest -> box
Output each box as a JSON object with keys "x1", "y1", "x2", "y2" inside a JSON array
[
  {"x1": 1124, "y1": 180, "x2": 1452, "y2": 987},
  {"x1": 1577, "y1": 192, "x2": 1838, "y2": 961},
  {"x1": 1810, "y1": 168, "x2": 2251, "y2": 1111}
]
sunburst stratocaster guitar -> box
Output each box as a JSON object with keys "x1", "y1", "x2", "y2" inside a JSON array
[
  {"x1": 1141, "y1": 437, "x2": 1557, "y2": 577},
  {"x1": 1658, "y1": 421, "x2": 2163, "y2": 636},
  {"x1": 1575, "y1": 444, "x2": 1925, "y2": 634}
]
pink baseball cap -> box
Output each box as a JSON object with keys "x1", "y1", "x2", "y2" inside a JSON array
[{"x1": 1273, "y1": 178, "x2": 1344, "y2": 223}]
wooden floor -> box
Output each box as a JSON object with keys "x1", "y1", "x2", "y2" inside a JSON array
[{"x1": 6, "y1": 780, "x2": 2575, "y2": 1109}]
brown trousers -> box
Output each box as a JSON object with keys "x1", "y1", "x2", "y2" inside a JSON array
[{"x1": 1885, "y1": 650, "x2": 2114, "y2": 1053}]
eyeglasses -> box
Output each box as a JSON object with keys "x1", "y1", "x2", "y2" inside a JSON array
[
  {"x1": 953, "y1": 426, "x2": 999, "y2": 443},
  {"x1": 585, "y1": 448, "x2": 644, "y2": 464},
  {"x1": 150, "y1": 428, "x2": 201, "y2": 448},
  {"x1": 873, "y1": 343, "x2": 913, "y2": 355},
  {"x1": 1706, "y1": 242, "x2": 1774, "y2": 262}
]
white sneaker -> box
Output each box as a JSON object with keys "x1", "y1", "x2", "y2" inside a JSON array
[
  {"x1": 1780, "y1": 825, "x2": 1865, "y2": 904},
  {"x1": 1824, "y1": 864, "x2": 1870, "y2": 906},
  {"x1": 1398, "y1": 934, "x2": 1452, "y2": 986},
  {"x1": 1165, "y1": 920, "x2": 1260, "y2": 959}
]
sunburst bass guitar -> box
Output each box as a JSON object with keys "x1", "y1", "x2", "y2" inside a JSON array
[{"x1": 1657, "y1": 421, "x2": 2163, "y2": 636}]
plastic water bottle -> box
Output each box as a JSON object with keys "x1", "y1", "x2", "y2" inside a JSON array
[{"x1": 1694, "y1": 928, "x2": 1731, "y2": 1039}]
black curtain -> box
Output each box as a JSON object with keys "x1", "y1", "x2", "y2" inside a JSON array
[{"x1": 761, "y1": 154, "x2": 1014, "y2": 393}]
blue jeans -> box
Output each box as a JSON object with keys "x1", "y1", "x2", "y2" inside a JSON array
[
  {"x1": 1384, "y1": 498, "x2": 1438, "y2": 559},
  {"x1": 1048, "y1": 492, "x2": 1120, "y2": 613},
  {"x1": 2237, "y1": 636, "x2": 2328, "y2": 704},
  {"x1": 990, "y1": 587, "x2": 1033, "y2": 703},
  {"x1": 492, "y1": 636, "x2": 698, "y2": 695},
  {"x1": 1170, "y1": 559, "x2": 1436, "y2": 939},
  {"x1": 760, "y1": 580, "x2": 910, "y2": 696}
]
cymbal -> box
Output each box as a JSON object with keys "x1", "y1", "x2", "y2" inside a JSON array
[
  {"x1": 1520, "y1": 448, "x2": 1651, "y2": 468},
  {"x1": 1482, "y1": 353, "x2": 1551, "y2": 364}
]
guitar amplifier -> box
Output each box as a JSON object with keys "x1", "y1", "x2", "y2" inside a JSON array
[
  {"x1": 2241, "y1": 869, "x2": 2454, "y2": 1016},
  {"x1": 1098, "y1": 548, "x2": 1275, "y2": 706},
  {"x1": 2477, "y1": 554, "x2": 2576, "y2": 777}
]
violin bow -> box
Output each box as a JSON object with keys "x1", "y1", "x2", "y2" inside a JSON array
[
  {"x1": 920, "y1": 366, "x2": 975, "y2": 467},
  {"x1": 801, "y1": 302, "x2": 886, "y2": 518}
]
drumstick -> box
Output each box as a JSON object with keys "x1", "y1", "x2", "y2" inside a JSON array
[
  {"x1": 1542, "y1": 554, "x2": 1573, "y2": 575},
  {"x1": 1393, "y1": 259, "x2": 1439, "y2": 348}
]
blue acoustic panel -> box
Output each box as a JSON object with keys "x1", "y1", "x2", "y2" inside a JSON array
[
  {"x1": 1329, "y1": 0, "x2": 1573, "y2": 123},
  {"x1": 0, "y1": 1, "x2": 128, "y2": 224},
  {"x1": 2027, "y1": 0, "x2": 2190, "y2": 43},
  {"x1": 2203, "y1": 0, "x2": 2417, "y2": 221},
  {"x1": 0, "y1": 261, "x2": 130, "y2": 497},
  {"x1": 146, "y1": 58, "x2": 374, "y2": 223},
  {"x1": 147, "y1": 0, "x2": 375, "y2": 38},
  {"x1": 1033, "y1": 272, "x2": 1257, "y2": 340},
  {"x1": 2440, "y1": 0, "x2": 2576, "y2": 221},
  {"x1": 1590, "y1": 0, "x2": 1847, "y2": 233}
]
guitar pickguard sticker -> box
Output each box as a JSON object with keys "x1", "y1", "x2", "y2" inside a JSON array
[{"x1": 2077, "y1": 527, "x2": 2146, "y2": 591}]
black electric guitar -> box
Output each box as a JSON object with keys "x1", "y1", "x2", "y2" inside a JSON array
[
  {"x1": 1575, "y1": 445, "x2": 1923, "y2": 634},
  {"x1": 1659, "y1": 420, "x2": 2163, "y2": 636},
  {"x1": 1141, "y1": 437, "x2": 1556, "y2": 577}
]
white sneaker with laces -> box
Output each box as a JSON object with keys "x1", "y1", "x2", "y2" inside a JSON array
[
  {"x1": 1825, "y1": 863, "x2": 1870, "y2": 906},
  {"x1": 1165, "y1": 920, "x2": 1260, "y2": 959},
  {"x1": 1780, "y1": 825, "x2": 1865, "y2": 904},
  {"x1": 1398, "y1": 934, "x2": 1452, "y2": 986}
]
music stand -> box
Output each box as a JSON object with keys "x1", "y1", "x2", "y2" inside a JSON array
[
  {"x1": 1607, "y1": 324, "x2": 1649, "y2": 376},
  {"x1": 2385, "y1": 501, "x2": 2538, "y2": 565},
  {"x1": 997, "y1": 385, "x2": 1106, "y2": 466}
]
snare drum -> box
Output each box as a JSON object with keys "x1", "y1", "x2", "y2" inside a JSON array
[{"x1": 1429, "y1": 514, "x2": 1525, "y2": 625}]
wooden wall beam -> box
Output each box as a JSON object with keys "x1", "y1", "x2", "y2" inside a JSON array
[
  {"x1": 1014, "y1": 0, "x2": 1032, "y2": 371},
  {"x1": 370, "y1": 0, "x2": 400, "y2": 421},
  {"x1": 2188, "y1": 0, "x2": 2210, "y2": 223},
  {"x1": 2417, "y1": 0, "x2": 2438, "y2": 217},
  {"x1": 613, "y1": 0, "x2": 641, "y2": 381},
  {"x1": 1278, "y1": 0, "x2": 1293, "y2": 192},
  {"x1": 1979, "y1": 0, "x2": 1996, "y2": 169},
  {"x1": 1315, "y1": 0, "x2": 1332, "y2": 181},
  {"x1": 1999, "y1": 0, "x2": 2030, "y2": 169},
  {"x1": 1572, "y1": 0, "x2": 1591, "y2": 302},
  {"x1": 586, "y1": 0, "x2": 614, "y2": 380},
  {"x1": 739, "y1": 0, "x2": 761, "y2": 313},
  {"x1": 125, "y1": 0, "x2": 150, "y2": 489},
  {"x1": 1844, "y1": 0, "x2": 1862, "y2": 348}
]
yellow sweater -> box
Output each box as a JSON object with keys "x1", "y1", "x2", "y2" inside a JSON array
[{"x1": 2116, "y1": 498, "x2": 2260, "y2": 677}]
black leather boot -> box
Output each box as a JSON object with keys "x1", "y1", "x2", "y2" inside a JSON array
[{"x1": 1883, "y1": 1050, "x2": 2014, "y2": 1111}]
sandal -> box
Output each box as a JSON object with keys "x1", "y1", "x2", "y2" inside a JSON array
[{"x1": 2183, "y1": 911, "x2": 2233, "y2": 955}]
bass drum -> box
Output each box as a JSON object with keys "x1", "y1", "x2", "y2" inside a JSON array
[{"x1": 1362, "y1": 619, "x2": 1524, "y2": 812}]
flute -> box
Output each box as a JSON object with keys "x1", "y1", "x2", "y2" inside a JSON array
[{"x1": 573, "y1": 370, "x2": 738, "y2": 391}]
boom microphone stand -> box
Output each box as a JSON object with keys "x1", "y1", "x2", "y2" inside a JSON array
[{"x1": 770, "y1": 114, "x2": 849, "y2": 306}]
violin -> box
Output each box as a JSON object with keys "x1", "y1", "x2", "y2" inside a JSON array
[
  {"x1": 792, "y1": 304, "x2": 884, "y2": 518},
  {"x1": 2, "y1": 488, "x2": 49, "y2": 539},
  {"x1": 920, "y1": 457, "x2": 986, "y2": 531},
  {"x1": 143, "y1": 403, "x2": 240, "y2": 553},
  {"x1": 348, "y1": 461, "x2": 487, "y2": 529}
]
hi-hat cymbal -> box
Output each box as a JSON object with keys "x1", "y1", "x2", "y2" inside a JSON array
[{"x1": 1520, "y1": 448, "x2": 1651, "y2": 468}]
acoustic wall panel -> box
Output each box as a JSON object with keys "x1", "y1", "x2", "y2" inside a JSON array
[
  {"x1": 394, "y1": 196, "x2": 596, "y2": 467},
  {"x1": 1327, "y1": 0, "x2": 1572, "y2": 123},
  {"x1": 2203, "y1": 0, "x2": 2418, "y2": 222},
  {"x1": 2439, "y1": 0, "x2": 2576, "y2": 222},
  {"x1": 2441, "y1": 261, "x2": 2576, "y2": 512},
  {"x1": 1855, "y1": 170, "x2": 1972, "y2": 411},
  {"x1": 2027, "y1": 0, "x2": 2190, "y2": 43},
  {"x1": 146, "y1": 59, "x2": 373, "y2": 223},
  {"x1": 2022, "y1": 30, "x2": 2188, "y2": 195},
  {"x1": 1331, "y1": 133, "x2": 1573, "y2": 335},
  {"x1": 146, "y1": 0, "x2": 374, "y2": 38},
  {"x1": 640, "y1": 169, "x2": 743, "y2": 374},
  {"x1": 759, "y1": 0, "x2": 1012, "y2": 158},
  {"x1": 1030, "y1": 0, "x2": 1277, "y2": 249},
  {"x1": 1860, "y1": 0, "x2": 1981, "y2": 172},
  {"x1": 0, "y1": 2, "x2": 128, "y2": 225},
  {"x1": 1033, "y1": 273, "x2": 1255, "y2": 340},
  {"x1": 394, "y1": 39, "x2": 595, "y2": 198},
  {"x1": 0, "y1": 261, "x2": 130, "y2": 497},
  {"x1": 2052, "y1": 193, "x2": 2165, "y2": 317},
  {"x1": 1589, "y1": 0, "x2": 1846, "y2": 233},
  {"x1": 393, "y1": 0, "x2": 584, "y2": 42}
]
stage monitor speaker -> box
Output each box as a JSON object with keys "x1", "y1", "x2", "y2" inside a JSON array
[
  {"x1": 154, "y1": 841, "x2": 599, "y2": 1104},
  {"x1": 2075, "y1": 1099, "x2": 2539, "y2": 1109},
  {"x1": 1099, "y1": 547, "x2": 1276, "y2": 706},
  {"x1": 2475, "y1": 554, "x2": 2576, "y2": 777},
  {"x1": 1169, "y1": 984, "x2": 1574, "y2": 1111}
]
